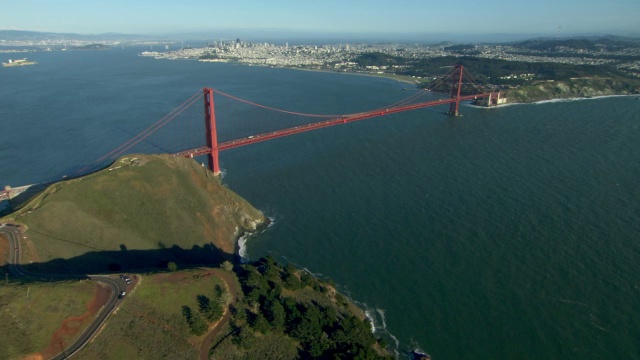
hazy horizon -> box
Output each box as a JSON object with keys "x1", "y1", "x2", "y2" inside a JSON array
[
  {"x1": 2, "y1": 28, "x2": 639, "y2": 46},
  {"x1": 2, "y1": 0, "x2": 639, "y2": 43}
]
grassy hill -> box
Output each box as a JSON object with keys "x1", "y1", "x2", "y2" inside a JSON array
[
  {"x1": 76, "y1": 261, "x2": 392, "y2": 360},
  {"x1": 0, "y1": 280, "x2": 98, "y2": 359},
  {"x1": 505, "y1": 77, "x2": 639, "y2": 103},
  {"x1": 77, "y1": 269, "x2": 227, "y2": 359},
  {"x1": 5, "y1": 154, "x2": 266, "y2": 272},
  {"x1": 1, "y1": 154, "x2": 394, "y2": 359}
]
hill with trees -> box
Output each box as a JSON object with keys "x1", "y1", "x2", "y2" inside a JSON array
[
  {"x1": 1, "y1": 154, "x2": 394, "y2": 359},
  {"x1": 210, "y1": 256, "x2": 392, "y2": 359}
]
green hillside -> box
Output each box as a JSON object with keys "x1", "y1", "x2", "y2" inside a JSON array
[
  {"x1": 0, "y1": 280, "x2": 97, "y2": 359},
  {"x1": 506, "y1": 77, "x2": 639, "y2": 103},
  {"x1": 211, "y1": 257, "x2": 392, "y2": 359},
  {"x1": 6, "y1": 154, "x2": 266, "y2": 272},
  {"x1": 1, "y1": 154, "x2": 394, "y2": 359}
]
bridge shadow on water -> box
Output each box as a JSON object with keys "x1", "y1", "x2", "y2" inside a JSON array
[{"x1": 2, "y1": 243, "x2": 235, "y2": 284}]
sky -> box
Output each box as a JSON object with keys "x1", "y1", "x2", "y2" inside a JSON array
[{"x1": 1, "y1": 0, "x2": 639, "y2": 40}]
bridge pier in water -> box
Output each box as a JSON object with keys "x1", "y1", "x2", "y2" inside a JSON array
[{"x1": 203, "y1": 88, "x2": 221, "y2": 176}]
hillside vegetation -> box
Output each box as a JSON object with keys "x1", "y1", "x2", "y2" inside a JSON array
[
  {"x1": 211, "y1": 257, "x2": 392, "y2": 359},
  {"x1": 1, "y1": 154, "x2": 396, "y2": 359},
  {"x1": 0, "y1": 280, "x2": 97, "y2": 359},
  {"x1": 505, "y1": 77, "x2": 639, "y2": 103},
  {"x1": 77, "y1": 260, "x2": 391, "y2": 360},
  {"x1": 6, "y1": 154, "x2": 265, "y2": 272},
  {"x1": 78, "y1": 269, "x2": 228, "y2": 359}
]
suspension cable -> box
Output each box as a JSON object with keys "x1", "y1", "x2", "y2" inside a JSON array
[
  {"x1": 77, "y1": 90, "x2": 201, "y2": 174},
  {"x1": 463, "y1": 69, "x2": 489, "y2": 93},
  {"x1": 213, "y1": 89, "x2": 340, "y2": 118},
  {"x1": 105, "y1": 94, "x2": 201, "y2": 162}
]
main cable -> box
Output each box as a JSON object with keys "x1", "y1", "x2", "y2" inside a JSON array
[{"x1": 77, "y1": 90, "x2": 201, "y2": 174}]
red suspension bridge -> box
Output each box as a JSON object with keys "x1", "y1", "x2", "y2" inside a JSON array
[{"x1": 81, "y1": 65, "x2": 504, "y2": 177}]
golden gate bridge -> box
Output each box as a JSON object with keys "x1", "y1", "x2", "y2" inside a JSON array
[{"x1": 77, "y1": 64, "x2": 503, "y2": 177}]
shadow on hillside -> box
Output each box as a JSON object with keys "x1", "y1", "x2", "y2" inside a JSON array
[{"x1": 1, "y1": 243, "x2": 235, "y2": 283}]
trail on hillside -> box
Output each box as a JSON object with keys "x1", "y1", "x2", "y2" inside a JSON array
[{"x1": 199, "y1": 269, "x2": 239, "y2": 360}]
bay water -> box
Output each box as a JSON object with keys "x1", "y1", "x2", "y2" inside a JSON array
[{"x1": 1, "y1": 48, "x2": 639, "y2": 359}]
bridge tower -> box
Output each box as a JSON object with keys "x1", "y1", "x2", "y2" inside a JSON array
[
  {"x1": 203, "y1": 88, "x2": 221, "y2": 175},
  {"x1": 448, "y1": 64, "x2": 464, "y2": 116}
]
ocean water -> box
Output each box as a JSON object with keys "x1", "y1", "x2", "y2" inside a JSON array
[{"x1": 2, "y1": 48, "x2": 640, "y2": 359}]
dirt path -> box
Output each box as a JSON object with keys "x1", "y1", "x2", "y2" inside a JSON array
[
  {"x1": 40, "y1": 283, "x2": 111, "y2": 359},
  {"x1": 199, "y1": 269, "x2": 239, "y2": 360},
  {"x1": 0, "y1": 232, "x2": 9, "y2": 266}
]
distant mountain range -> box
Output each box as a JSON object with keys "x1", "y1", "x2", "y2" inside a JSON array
[
  {"x1": 509, "y1": 35, "x2": 640, "y2": 51},
  {"x1": 0, "y1": 30, "x2": 149, "y2": 41},
  {"x1": 1, "y1": 29, "x2": 639, "y2": 46}
]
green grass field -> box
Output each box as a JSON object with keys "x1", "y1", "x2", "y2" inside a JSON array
[
  {"x1": 77, "y1": 268, "x2": 228, "y2": 360},
  {"x1": 6, "y1": 155, "x2": 265, "y2": 272},
  {"x1": 0, "y1": 280, "x2": 96, "y2": 359}
]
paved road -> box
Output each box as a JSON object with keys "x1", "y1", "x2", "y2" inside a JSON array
[{"x1": 0, "y1": 224, "x2": 127, "y2": 360}]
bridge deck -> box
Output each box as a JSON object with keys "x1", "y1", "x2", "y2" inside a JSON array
[{"x1": 174, "y1": 93, "x2": 491, "y2": 158}]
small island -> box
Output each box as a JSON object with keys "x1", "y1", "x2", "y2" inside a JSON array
[
  {"x1": 2, "y1": 58, "x2": 37, "y2": 67},
  {"x1": 71, "y1": 43, "x2": 111, "y2": 50}
]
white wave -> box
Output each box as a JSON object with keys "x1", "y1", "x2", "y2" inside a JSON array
[
  {"x1": 237, "y1": 234, "x2": 250, "y2": 263},
  {"x1": 534, "y1": 97, "x2": 585, "y2": 104},
  {"x1": 364, "y1": 308, "x2": 377, "y2": 333},
  {"x1": 237, "y1": 215, "x2": 276, "y2": 263},
  {"x1": 467, "y1": 94, "x2": 634, "y2": 109},
  {"x1": 533, "y1": 94, "x2": 633, "y2": 105},
  {"x1": 265, "y1": 216, "x2": 276, "y2": 230},
  {"x1": 278, "y1": 256, "x2": 325, "y2": 278},
  {"x1": 376, "y1": 308, "x2": 400, "y2": 348},
  {"x1": 376, "y1": 308, "x2": 387, "y2": 329},
  {"x1": 301, "y1": 267, "x2": 324, "y2": 278}
]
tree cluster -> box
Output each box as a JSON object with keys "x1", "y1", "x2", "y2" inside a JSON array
[
  {"x1": 404, "y1": 56, "x2": 627, "y2": 86},
  {"x1": 181, "y1": 283, "x2": 225, "y2": 336},
  {"x1": 354, "y1": 52, "x2": 404, "y2": 67},
  {"x1": 232, "y1": 257, "x2": 391, "y2": 359},
  {"x1": 353, "y1": 51, "x2": 633, "y2": 88}
]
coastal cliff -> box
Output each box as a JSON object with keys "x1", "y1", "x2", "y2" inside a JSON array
[{"x1": 505, "y1": 77, "x2": 639, "y2": 103}]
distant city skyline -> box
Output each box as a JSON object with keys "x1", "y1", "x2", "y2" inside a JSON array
[{"x1": 2, "y1": 0, "x2": 639, "y2": 40}]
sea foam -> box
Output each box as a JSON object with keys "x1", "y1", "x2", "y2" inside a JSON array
[
  {"x1": 532, "y1": 94, "x2": 632, "y2": 105},
  {"x1": 237, "y1": 215, "x2": 276, "y2": 263}
]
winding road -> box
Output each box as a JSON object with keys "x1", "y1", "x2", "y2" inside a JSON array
[{"x1": 0, "y1": 224, "x2": 128, "y2": 360}]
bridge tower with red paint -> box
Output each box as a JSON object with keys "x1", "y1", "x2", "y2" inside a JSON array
[
  {"x1": 449, "y1": 64, "x2": 464, "y2": 116},
  {"x1": 203, "y1": 88, "x2": 221, "y2": 175}
]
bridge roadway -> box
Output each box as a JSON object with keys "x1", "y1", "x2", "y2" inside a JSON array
[
  {"x1": 0, "y1": 224, "x2": 127, "y2": 360},
  {"x1": 174, "y1": 93, "x2": 491, "y2": 158}
]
